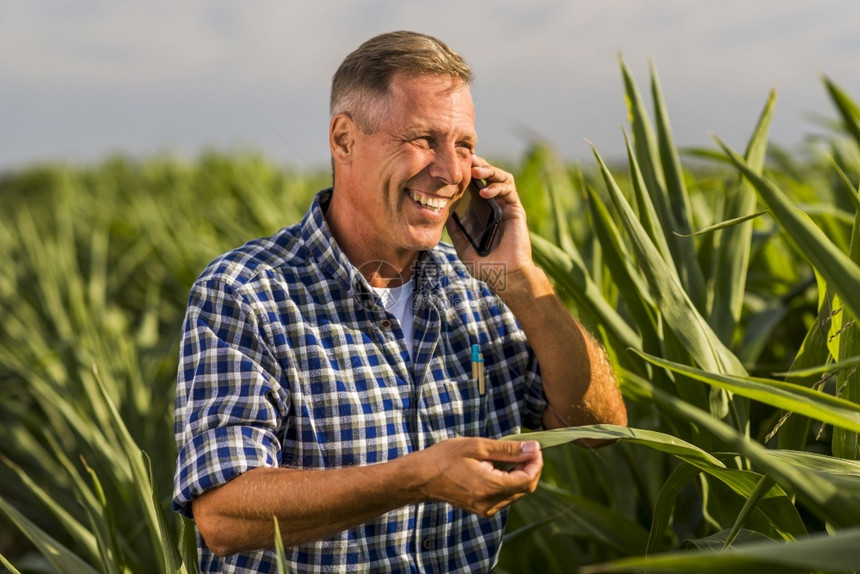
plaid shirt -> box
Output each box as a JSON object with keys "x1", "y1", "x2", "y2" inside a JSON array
[{"x1": 173, "y1": 189, "x2": 546, "y2": 573}]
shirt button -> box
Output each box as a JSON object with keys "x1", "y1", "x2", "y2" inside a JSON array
[
  {"x1": 422, "y1": 538, "x2": 431, "y2": 550},
  {"x1": 380, "y1": 319, "x2": 392, "y2": 329}
]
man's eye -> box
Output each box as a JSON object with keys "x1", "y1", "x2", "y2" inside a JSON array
[{"x1": 456, "y1": 143, "x2": 474, "y2": 157}]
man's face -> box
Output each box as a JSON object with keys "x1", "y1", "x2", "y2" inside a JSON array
[{"x1": 346, "y1": 73, "x2": 477, "y2": 258}]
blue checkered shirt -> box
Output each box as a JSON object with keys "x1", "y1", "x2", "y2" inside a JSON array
[{"x1": 173, "y1": 189, "x2": 546, "y2": 573}]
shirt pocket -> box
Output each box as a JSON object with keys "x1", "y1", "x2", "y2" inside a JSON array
[
  {"x1": 440, "y1": 354, "x2": 489, "y2": 438},
  {"x1": 291, "y1": 532, "x2": 367, "y2": 572}
]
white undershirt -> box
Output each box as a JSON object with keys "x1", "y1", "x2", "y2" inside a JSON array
[{"x1": 370, "y1": 278, "x2": 414, "y2": 361}]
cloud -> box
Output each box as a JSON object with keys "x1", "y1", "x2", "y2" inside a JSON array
[{"x1": 2, "y1": 0, "x2": 860, "y2": 169}]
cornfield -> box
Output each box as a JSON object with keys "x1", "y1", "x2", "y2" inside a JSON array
[{"x1": 2, "y1": 60, "x2": 860, "y2": 573}]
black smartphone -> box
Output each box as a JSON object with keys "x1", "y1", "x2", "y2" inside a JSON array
[{"x1": 451, "y1": 178, "x2": 503, "y2": 256}]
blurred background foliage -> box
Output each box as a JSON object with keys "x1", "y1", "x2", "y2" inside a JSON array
[{"x1": 2, "y1": 61, "x2": 860, "y2": 573}]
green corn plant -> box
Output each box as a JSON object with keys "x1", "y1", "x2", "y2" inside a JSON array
[
  {"x1": 0, "y1": 155, "x2": 324, "y2": 572},
  {"x1": 499, "y1": 63, "x2": 860, "y2": 573},
  {"x1": 2, "y1": 71, "x2": 860, "y2": 574}
]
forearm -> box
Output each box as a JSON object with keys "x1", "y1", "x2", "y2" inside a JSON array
[
  {"x1": 193, "y1": 456, "x2": 422, "y2": 555},
  {"x1": 497, "y1": 265, "x2": 627, "y2": 429},
  {"x1": 192, "y1": 436, "x2": 543, "y2": 556}
]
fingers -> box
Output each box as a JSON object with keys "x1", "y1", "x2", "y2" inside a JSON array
[
  {"x1": 487, "y1": 440, "x2": 543, "y2": 490},
  {"x1": 470, "y1": 442, "x2": 542, "y2": 516},
  {"x1": 473, "y1": 438, "x2": 541, "y2": 466},
  {"x1": 471, "y1": 155, "x2": 517, "y2": 204},
  {"x1": 419, "y1": 437, "x2": 543, "y2": 517},
  {"x1": 470, "y1": 157, "x2": 499, "y2": 184}
]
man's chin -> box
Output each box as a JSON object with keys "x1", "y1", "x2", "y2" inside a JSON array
[{"x1": 407, "y1": 233, "x2": 443, "y2": 252}]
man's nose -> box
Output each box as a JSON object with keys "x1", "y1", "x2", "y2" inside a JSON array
[{"x1": 427, "y1": 145, "x2": 465, "y2": 186}]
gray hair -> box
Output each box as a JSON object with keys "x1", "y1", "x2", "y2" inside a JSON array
[{"x1": 330, "y1": 31, "x2": 473, "y2": 133}]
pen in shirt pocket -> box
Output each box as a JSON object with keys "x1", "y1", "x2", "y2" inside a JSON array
[{"x1": 471, "y1": 344, "x2": 485, "y2": 396}]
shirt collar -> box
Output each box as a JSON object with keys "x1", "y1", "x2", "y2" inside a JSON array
[{"x1": 301, "y1": 188, "x2": 461, "y2": 301}]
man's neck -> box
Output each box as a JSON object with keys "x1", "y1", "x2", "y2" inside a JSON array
[{"x1": 323, "y1": 190, "x2": 419, "y2": 288}]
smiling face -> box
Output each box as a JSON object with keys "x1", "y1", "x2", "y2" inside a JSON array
[{"x1": 327, "y1": 72, "x2": 476, "y2": 280}]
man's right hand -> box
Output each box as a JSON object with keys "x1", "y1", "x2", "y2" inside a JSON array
[
  {"x1": 413, "y1": 436, "x2": 543, "y2": 517},
  {"x1": 192, "y1": 435, "x2": 542, "y2": 555}
]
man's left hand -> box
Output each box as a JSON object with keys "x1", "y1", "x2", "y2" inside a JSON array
[{"x1": 446, "y1": 155, "x2": 538, "y2": 291}]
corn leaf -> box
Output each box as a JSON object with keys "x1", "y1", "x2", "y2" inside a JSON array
[
  {"x1": 80, "y1": 458, "x2": 122, "y2": 574},
  {"x1": 501, "y1": 425, "x2": 724, "y2": 470},
  {"x1": 541, "y1": 147, "x2": 579, "y2": 255},
  {"x1": 832, "y1": 182, "x2": 860, "y2": 459},
  {"x1": 710, "y1": 90, "x2": 776, "y2": 344},
  {"x1": 91, "y1": 364, "x2": 183, "y2": 573},
  {"x1": 0, "y1": 553, "x2": 23, "y2": 574},
  {"x1": 827, "y1": 153, "x2": 860, "y2": 212},
  {"x1": 0, "y1": 455, "x2": 100, "y2": 563},
  {"x1": 619, "y1": 59, "x2": 670, "y2": 252},
  {"x1": 722, "y1": 475, "x2": 774, "y2": 548},
  {"x1": 645, "y1": 456, "x2": 805, "y2": 550},
  {"x1": 583, "y1": 181, "x2": 659, "y2": 345},
  {"x1": 592, "y1": 145, "x2": 746, "y2": 378},
  {"x1": 768, "y1": 450, "x2": 860, "y2": 475},
  {"x1": 678, "y1": 211, "x2": 767, "y2": 238},
  {"x1": 0, "y1": 496, "x2": 100, "y2": 574},
  {"x1": 582, "y1": 526, "x2": 860, "y2": 573},
  {"x1": 621, "y1": 130, "x2": 677, "y2": 271},
  {"x1": 633, "y1": 349, "x2": 860, "y2": 433},
  {"x1": 825, "y1": 76, "x2": 860, "y2": 148},
  {"x1": 179, "y1": 517, "x2": 199, "y2": 574},
  {"x1": 775, "y1": 293, "x2": 835, "y2": 450},
  {"x1": 703, "y1": 467, "x2": 805, "y2": 541},
  {"x1": 715, "y1": 136, "x2": 860, "y2": 320},
  {"x1": 647, "y1": 462, "x2": 702, "y2": 553},
  {"x1": 650, "y1": 62, "x2": 707, "y2": 312},
  {"x1": 773, "y1": 354, "x2": 860, "y2": 377},
  {"x1": 530, "y1": 232, "x2": 641, "y2": 350},
  {"x1": 627, "y1": 376, "x2": 860, "y2": 527},
  {"x1": 274, "y1": 517, "x2": 290, "y2": 574},
  {"x1": 506, "y1": 484, "x2": 650, "y2": 553}
]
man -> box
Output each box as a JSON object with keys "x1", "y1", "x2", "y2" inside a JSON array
[{"x1": 173, "y1": 30, "x2": 626, "y2": 573}]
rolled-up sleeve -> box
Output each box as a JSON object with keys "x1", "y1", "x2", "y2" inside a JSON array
[{"x1": 173, "y1": 275, "x2": 289, "y2": 519}]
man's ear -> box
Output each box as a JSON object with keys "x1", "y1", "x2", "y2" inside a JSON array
[{"x1": 330, "y1": 113, "x2": 357, "y2": 164}]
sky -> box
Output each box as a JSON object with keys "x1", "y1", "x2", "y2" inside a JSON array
[{"x1": 2, "y1": 1, "x2": 859, "y2": 173}]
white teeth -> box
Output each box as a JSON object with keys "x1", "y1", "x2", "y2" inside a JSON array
[{"x1": 409, "y1": 190, "x2": 447, "y2": 210}]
